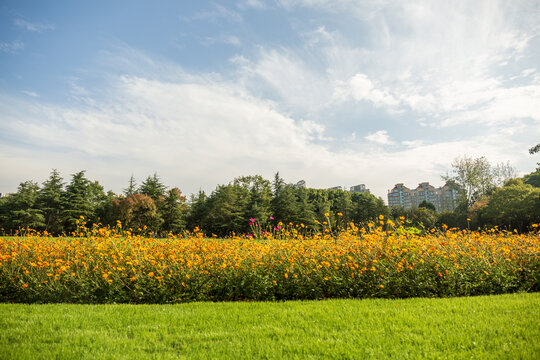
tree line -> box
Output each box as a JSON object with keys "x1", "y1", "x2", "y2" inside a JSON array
[
  {"x1": 0, "y1": 171, "x2": 388, "y2": 236},
  {"x1": 1, "y1": 153, "x2": 539, "y2": 236}
]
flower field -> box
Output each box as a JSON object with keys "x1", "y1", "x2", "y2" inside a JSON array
[{"x1": 1, "y1": 218, "x2": 539, "y2": 303}]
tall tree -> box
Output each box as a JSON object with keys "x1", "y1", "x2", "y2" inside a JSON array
[
  {"x1": 37, "y1": 169, "x2": 64, "y2": 234},
  {"x1": 123, "y1": 175, "x2": 138, "y2": 197},
  {"x1": 139, "y1": 173, "x2": 166, "y2": 201},
  {"x1": 186, "y1": 190, "x2": 208, "y2": 231},
  {"x1": 442, "y1": 156, "x2": 515, "y2": 206},
  {"x1": 480, "y1": 179, "x2": 540, "y2": 231},
  {"x1": 204, "y1": 185, "x2": 244, "y2": 236},
  {"x1": 5, "y1": 181, "x2": 45, "y2": 230},
  {"x1": 271, "y1": 173, "x2": 299, "y2": 223},
  {"x1": 233, "y1": 175, "x2": 273, "y2": 227},
  {"x1": 62, "y1": 171, "x2": 103, "y2": 232},
  {"x1": 118, "y1": 193, "x2": 162, "y2": 232},
  {"x1": 161, "y1": 187, "x2": 188, "y2": 234}
]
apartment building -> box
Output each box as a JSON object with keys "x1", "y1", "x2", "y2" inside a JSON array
[{"x1": 387, "y1": 182, "x2": 458, "y2": 212}]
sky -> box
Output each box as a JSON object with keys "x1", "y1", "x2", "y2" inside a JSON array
[{"x1": 1, "y1": 0, "x2": 539, "y2": 201}]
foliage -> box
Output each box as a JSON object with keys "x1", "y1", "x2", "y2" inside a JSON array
[
  {"x1": 37, "y1": 169, "x2": 64, "y2": 234},
  {"x1": 419, "y1": 200, "x2": 436, "y2": 211},
  {"x1": 117, "y1": 193, "x2": 162, "y2": 232},
  {"x1": 0, "y1": 181, "x2": 44, "y2": 231},
  {"x1": 123, "y1": 175, "x2": 137, "y2": 197},
  {"x1": 473, "y1": 179, "x2": 540, "y2": 231},
  {"x1": 161, "y1": 188, "x2": 188, "y2": 234},
  {"x1": 139, "y1": 173, "x2": 166, "y2": 202},
  {"x1": 523, "y1": 168, "x2": 540, "y2": 188},
  {"x1": 61, "y1": 171, "x2": 105, "y2": 233}
]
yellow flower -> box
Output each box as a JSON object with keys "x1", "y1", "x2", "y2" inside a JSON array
[
  {"x1": 379, "y1": 215, "x2": 384, "y2": 220},
  {"x1": 324, "y1": 213, "x2": 330, "y2": 217},
  {"x1": 147, "y1": 272, "x2": 154, "y2": 277}
]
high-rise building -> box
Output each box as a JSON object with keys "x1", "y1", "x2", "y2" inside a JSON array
[
  {"x1": 387, "y1": 182, "x2": 459, "y2": 212},
  {"x1": 349, "y1": 184, "x2": 370, "y2": 194}
]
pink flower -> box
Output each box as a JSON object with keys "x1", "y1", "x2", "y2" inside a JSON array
[
  {"x1": 269, "y1": 216, "x2": 275, "y2": 220},
  {"x1": 247, "y1": 234, "x2": 253, "y2": 237},
  {"x1": 249, "y1": 222, "x2": 253, "y2": 226},
  {"x1": 249, "y1": 218, "x2": 256, "y2": 222}
]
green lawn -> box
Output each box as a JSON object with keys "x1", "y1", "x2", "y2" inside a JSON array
[{"x1": 1, "y1": 293, "x2": 539, "y2": 359}]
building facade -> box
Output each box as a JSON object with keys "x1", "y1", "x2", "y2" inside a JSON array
[{"x1": 387, "y1": 182, "x2": 458, "y2": 212}]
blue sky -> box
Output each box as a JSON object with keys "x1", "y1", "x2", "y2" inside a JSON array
[{"x1": 1, "y1": 0, "x2": 539, "y2": 200}]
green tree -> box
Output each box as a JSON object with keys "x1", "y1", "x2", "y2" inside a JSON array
[
  {"x1": 480, "y1": 180, "x2": 540, "y2": 231},
  {"x1": 186, "y1": 190, "x2": 209, "y2": 231},
  {"x1": 271, "y1": 173, "x2": 299, "y2": 224},
  {"x1": 161, "y1": 187, "x2": 188, "y2": 234},
  {"x1": 442, "y1": 156, "x2": 515, "y2": 207},
  {"x1": 119, "y1": 193, "x2": 162, "y2": 232},
  {"x1": 204, "y1": 184, "x2": 244, "y2": 236},
  {"x1": 3, "y1": 181, "x2": 45, "y2": 231},
  {"x1": 123, "y1": 175, "x2": 138, "y2": 197},
  {"x1": 350, "y1": 192, "x2": 389, "y2": 224},
  {"x1": 295, "y1": 187, "x2": 315, "y2": 227},
  {"x1": 418, "y1": 200, "x2": 436, "y2": 211},
  {"x1": 233, "y1": 175, "x2": 273, "y2": 228},
  {"x1": 523, "y1": 168, "x2": 540, "y2": 188},
  {"x1": 37, "y1": 169, "x2": 64, "y2": 234},
  {"x1": 95, "y1": 190, "x2": 122, "y2": 227},
  {"x1": 62, "y1": 171, "x2": 104, "y2": 232},
  {"x1": 139, "y1": 173, "x2": 166, "y2": 202}
]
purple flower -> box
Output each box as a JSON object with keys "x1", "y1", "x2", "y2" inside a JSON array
[{"x1": 247, "y1": 234, "x2": 253, "y2": 237}]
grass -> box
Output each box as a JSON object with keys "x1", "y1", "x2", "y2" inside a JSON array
[{"x1": 1, "y1": 293, "x2": 539, "y2": 359}]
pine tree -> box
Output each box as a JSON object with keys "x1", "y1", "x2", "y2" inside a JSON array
[
  {"x1": 161, "y1": 188, "x2": 188, "y2": 234},
  {"x1": 123, "y1": 175, "x2": 137, "y2": 197},
  {"x1": 38, "y1": 169, "x2": 64, "y2": 234},
  {"x1": 139, "y1": 173, "x2": 166, "y2": 201}
]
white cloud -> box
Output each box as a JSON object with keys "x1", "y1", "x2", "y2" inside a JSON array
[
  {"x1": 365, "y1": 130, "x2": 394, "y2": 145},
  {"x1": 21, "y1": 91, "x2": 39, "y2": 98},
  {"x1": 335, "y1": 73, "x2": 398, "y2": 107},
  {"x1": 191, "y1": 4, "x2": 242, "y2": 22},
  {"x1": 0, "y1": 40, "x2": 24, "y2": 53},
  {"x1": 238, "y1": 0, "x2": 267, "y2": 10},
  {"x1": 14, "y1": 19, "x2": 55, "y2": 32}
]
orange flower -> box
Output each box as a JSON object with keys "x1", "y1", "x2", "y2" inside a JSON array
[{"x1": 22, "y1": 284, "x2": 28, "y2": 288}]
